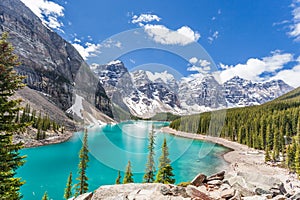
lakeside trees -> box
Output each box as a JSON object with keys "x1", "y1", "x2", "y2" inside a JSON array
[
  {"x1": 0, "y1": 32, "x2": 28, "y2": 199},
  {"x1": 155, "y1": 138, "x2": 175, "y2": 184},
  {"x1": 75, "y1": 128, "x2": 89, "y2": 196},
  {"x1": 18, "y1": 103, "x2": 63, "y2": 140},
  {"x1": 143, "y1": 125, "x2": 156, "y2": 183},
  {"x1": 64, "y1": 172, "x2": 73, "y2": 199},
  {"x1": 123, "y1": 161, "x2": 134, "y2": 184},
  {"x1": 115, "y1": 171, "x2": 121, "y2": 184},
  {"x1": 169, "y1": 88, "x2": 300, "y2": 177}
]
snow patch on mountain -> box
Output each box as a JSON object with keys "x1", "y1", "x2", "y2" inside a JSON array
[
  {"x1": 66, "y1": 94, "x2": 84, "y2": 119},
  {"x1": 145, "y1": 70, "x2": 176, "y2": 84},
  {"x1": 91, "y1": 61, "x2": 294, "y2": 118}
]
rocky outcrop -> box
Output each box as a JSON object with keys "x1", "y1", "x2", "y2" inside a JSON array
[
  {"x1": 0, "y1": 0, "x2": 112, "y2": 119},
  {"x1": 73, "y1": 171, "x2": 297, "y2": 200}
]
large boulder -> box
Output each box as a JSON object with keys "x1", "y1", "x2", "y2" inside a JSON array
[
  {"x1": 231, "y1": 183, "x2": 255, "y2": 197},
  {"x1": 206, "y1": 171, "x2": 225, "y2": 181},
  {"x1": 221, "y1": 188, "x2": 235, "y2": 199},
  {"x1": 191, "y1": 173, "x2": 207, "y2": 186},
  {"x1": 186, "y1": 185, "x2": 212, "y2": 200},
  {"x1": 290, "y1": 192, "x2": 300, "y2": 200}
]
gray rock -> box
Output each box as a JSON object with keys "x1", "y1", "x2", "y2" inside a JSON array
[
  {"x1": 262, "y1": 194, "x2": 272, "y2": 199},
  {"x1": 207, "y1": 180, "x2": 223, "y2": 186},
  {"x1": 290, "y1": 192, "x2": 300, "y2": 200},
  {"x1": 209, "y1": 190, "x2": 222, "y2": 200},
  {"x1": 206, "y1": 171, "x2": 225, "y2": 181},
  {"x1": 227, "y1": 175, "x2": 247, "y2": 188},
  {"x1": 221, "y1": 188, "x2": 235, "y2": 199},
  {"x1": 272, "y1": 195, "x2": 287, "y2": 200},
  {"x1": 255, "y1": 188, "x2": 271, "y2": 195},
  {"x1": 170, "y1": 185, "x2": 188, "y2": 197},
  {"x1": 270, "y1": 188, "x2": 281, "y2": 197},
  {"x1": 278, "y1": 183, "x2": 287, "y2": 195},
  {"x1": 160, "y1": 185, "x2": 171, "y2": 195},
  {"x1": 229, "y1": 190, "x2": 241, "y2": 200},
  {"x1": 242, "y1": 195, "x2": 267, "y2": 200},
  {"x1": 220, "y1": 183, "x2": 231, "y2": 191},
  {"x1": 197, "y1": 185, "x2": 208, "y2": 194},
  {"x1": 191, "y1": 173, "x2": 207, "y2": 186},
  {"x1": 231, "y1": 183, "x2": 255, "y2": 197},
  {"x1": 186, "y1": 185, "x2": 212, "y2": 200}
]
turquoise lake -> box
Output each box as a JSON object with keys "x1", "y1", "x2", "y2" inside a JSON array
[{"x1": 18, "y1": 121, "x2": 230, "y2": 200}]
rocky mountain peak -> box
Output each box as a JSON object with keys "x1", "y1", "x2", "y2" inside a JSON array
[
  {"x1": 92, "y1": 60, "x2": 293, "y2": 117},
  {"x1": 0, "y1": 0, "x2": 113, "y2": 119}
]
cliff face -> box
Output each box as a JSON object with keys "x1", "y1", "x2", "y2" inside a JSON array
[{"x1": 0, "y1": 0, "x2": 112, "y2": 118}]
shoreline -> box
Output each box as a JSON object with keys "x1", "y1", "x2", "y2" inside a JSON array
[
  {"x1": 161, "y1": 127, "x2": 300, "y2": 193},
  {"x1": 15, "y1": 131, "x2": 74, "y2": 148}
]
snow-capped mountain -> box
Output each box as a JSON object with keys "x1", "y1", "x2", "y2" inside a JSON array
[
  {"x1": 223, "y1": 76, "x2": 294, "y2": 107},
  {"x1": 179, "y1": 75, "x2": 227, "y2": 113},
  {"x1": 91, "y1": 61, "x2": 294, "y2": 118},
  {"x1": 127, "y1": 70, "x2": 181, "y2": 117},
  {"x1": 92, "y1": 61, "x2": 181, "y2": 118}
]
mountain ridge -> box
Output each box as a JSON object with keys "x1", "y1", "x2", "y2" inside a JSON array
[
  {"x1": 0, "y1": 0, "x2": 113, "y2": 123},
  {"x1": 92, "y1": 60, "x2": 293, "y2": 118}
]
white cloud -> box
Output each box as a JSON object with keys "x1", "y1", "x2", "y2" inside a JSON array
[
  {"x1": 144, "y1": 24, "x2": 200, "y2": 46},
  {"x1": 21, "y1": 0, "x2": 64, "y2": 31},
  {"x1": 74, "y1": 38, "x2": 81, "y2": 43},
  {"x1": 132, "y1": 14, "x2": 161, "y2": 26},
  {"x1": 189, "y1": 57, "x2": 198, "y2": 64},
  {"x1": 72, "y1": 38, "x2": 122, "y2": 60},
  {"x1": 208, "y1": 31, "x2": 219, "y2": 43},
  {"x1": 199, "y1": 59, "x2": 210, "y2": 67},
  {"x1": 217, "y1": 51, "x2": 294, "y2": 83},
  {"x1": 102, "y1": 39, "x2": 122, "y2": 48},
  {"x1": 187, "y1": 59, "x2": 211, "y2": 73},
  {"x1": 289, "y1": 1, "x2": 300, "y2": 41},
  {"x1": 271, "y1": 64, "x2": 300, "y2": 87},
  {"x1": 72, "y1": 42, "x2": 101, "y2": 60},
  {"x1": 187, "y1": 65, "x2": 202, "y2": 72}
]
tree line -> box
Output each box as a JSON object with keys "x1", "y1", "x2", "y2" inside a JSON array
[
  {"x1": 16, "y1": 103, "x2": 64, "y2": 140},
  {"x1": 170, "y1": 93, "x2": 300, "y2": 177}
]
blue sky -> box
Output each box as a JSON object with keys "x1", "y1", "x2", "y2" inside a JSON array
[{"x1": 21, "y1": 0, "x2": 300, "y2": 87}]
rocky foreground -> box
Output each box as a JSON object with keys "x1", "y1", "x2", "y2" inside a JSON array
[{"x1": 72, "y1": 171, "x2": 300, "y2": 200}]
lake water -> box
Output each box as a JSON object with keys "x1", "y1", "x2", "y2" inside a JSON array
[{"x1": 18, "y1": 121, "x2": 229, "y2": 200}]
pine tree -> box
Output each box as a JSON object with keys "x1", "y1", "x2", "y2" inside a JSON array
[
  {"x1": 155, "y1": 138, "x2": 175, "y2": 184},
  {"x1": 297, "y1": 116, "x2": 300, "y2": 144},
  {"x1": 41, "y1": 192, "x2": 49, "y2": 200},
  {"x1": 75, "y1": 129, "x2": 89, "y2": 196},
  {"x1": 265, "y1": 146, "x2": 271, "y2": 162},
  {"x1": 266, "y1": 124, "x2": 271, "y2": 149},
  {"x1": 115, "y1": 171, "x2": 121, "y2": 184},
  {"x1": 64, "y1": 172, "x2": 73, "y2": 199},
  {"x1": 123, "y1": 161, "x2": 134, "y2": 184},
  {"x1": 295, "y1": 145, "x2": 300, "y2": 177},
  {"x1": 286, "y1": 145, "x2": 293, "y2": 169},
  {"x1": 143, "y1": 125, "x2": 156, "y2": 183},
  {"x1": 0, "y1": 32, "x2": 28, "y2": 200},
  {"x1": 272, "y1": 128, "x2": 279, "y2": 161}
]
